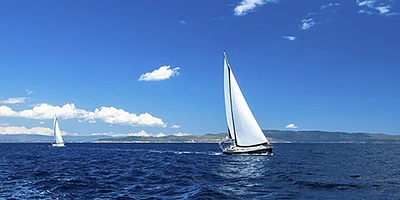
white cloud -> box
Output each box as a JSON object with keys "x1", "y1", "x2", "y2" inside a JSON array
[
  {"x1": 174, "y1": 132, "x2": 191, "y2": 137},
  {"x1": 127, "y1": 130, "x2": 151, "y2": 137},
  {"x1": 91, "y1": 132, "x2": 128, "y2": 137},
  {"x1": 91, "y1": 132, "x2": 115, "y2": 136},
  {"x1": 0, "y1": 105, "x2": 17, "y2": 116},
  {"x1": 170, "y1": 124, "x2": 181, "y2": 129},
  {"x1": 26, "y1": 89, "x2": 34, "y2": 95},
  {"x1": 138, "y1": 65, "x2": 180, "y2": 81},
  {"x1": 376, "y1": 5, "x2": 391, "y2": 14},
  {"x1": 286, "y1": 123, "x2": 298, "y2": 129},
  {"x1": 155, "y1": 133, "x2": 166, "y2": 137},
  {"x1": 357, "y1": 0, "x2": 397, "y2": 16},
  {"x1": 301, "y1": 18, "x2": 316, "y2": 30},
  {"x1": 17, "y1": 103, "x2": 88, "y2": 120},
  {"x1": 299, "y1": 3, "x2": 340, "y2": 31},
  {"x1": 282, "y1": 35, "x2": 296, "y2": 41},
  {"x1": 385, "y1": 12, "x2": 400, "y2": 16},
  {"x1": 179, "y1": 20, "x2": 187, "y2": 24},
  {"x1": 321, "y1": 3, "x2": 340, "y2": 13},
  {"x1": 358, "y1": 0, "x2": 370, "y2": 6},
  {"x1": 0, "y1": 97, "x2": 27, "y2": 104},
  {"x1": 0, "y1": 125, "x2": 66, "y2": 136},
  {"x1": 39, "y1": 121, "x2": 44, "y2": 125},
  {"x1": 234, "y1": 0, "x2": 279, "y2": 16},
  {"x1": 91, "y1": 106, "x2": 166, "y2": 127},
  {"x1": 0, "y1": 103, "x2": 166, "y2": 127},
  {"x1": 358, "y1": 9, "x2": 373, "y2": 15},
  {"x1": 91, "y1": 130, "x2": 153, "y2": 137}
]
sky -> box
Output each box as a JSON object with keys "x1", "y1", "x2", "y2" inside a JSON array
[{"x1": 0, "y1": 0, "x2": 399, "y2": 137}]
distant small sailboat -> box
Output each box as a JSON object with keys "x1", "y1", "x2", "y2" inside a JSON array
[
  {"x1": 220, "y1": 51, "x2": 273, "y2": 154},
  {"x1": 52, "y1": 115, "x2": 65, "y2": 147}
]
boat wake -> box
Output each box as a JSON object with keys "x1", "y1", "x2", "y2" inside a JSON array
[{"x1": 148, "y1": 149, "x2": 221, "y2": 156}]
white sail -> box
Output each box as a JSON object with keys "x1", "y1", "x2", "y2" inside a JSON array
[
  {"x1": 224, "y1": 52, "x2": 269, "y2": 147},
  {"x1": 53, "y1": 115, "x2": 64, "y2": 145},
  {"x1": 224, "y1": 52, "x2": 235, "y2": 140}
]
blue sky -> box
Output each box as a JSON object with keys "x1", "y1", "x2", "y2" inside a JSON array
[{"x1": 0, "y1": 0, "x2": 399, "y2": 137}]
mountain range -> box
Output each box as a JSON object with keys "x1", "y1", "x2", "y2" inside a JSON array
[
  {"x1": 96, "y1": 130, "x2": 400, "y2": 143},
  {"x1": 1, "y1": 130, "x2": 400, "y2": 143}
]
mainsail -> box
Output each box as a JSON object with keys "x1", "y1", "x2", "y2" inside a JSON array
[
  {"x1": 223, "y1": 52, "x2": 269, "y2": 147},
  {"x1": 53, "y1": 115, "x2": 64, "y2": 145}
]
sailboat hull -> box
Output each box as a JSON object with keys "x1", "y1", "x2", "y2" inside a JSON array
[
  {"x1": 222, "y1": 144, "x2": 273, "y2": 155},
  {"x1": 52, "y1": 143, "x2": 65, "y2": 147}
]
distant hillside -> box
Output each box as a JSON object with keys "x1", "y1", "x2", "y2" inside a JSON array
[
  {"x1": 95, "y1": 133, "x2": 225, "y2": 143},
  {"x1": 0, "y1": 134, "x2": 53, "y2": 143},
  {"x1": 2, "y1": 130, "x2": 400, "y2": 143},
  {"x1": 263, "y1": 130, "x2": 400, "y2": 143},
  {"x1": 95, "y1": 130, "x2": 400, "y2": 143}
]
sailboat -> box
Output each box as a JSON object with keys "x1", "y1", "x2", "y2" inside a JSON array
[
  {"x1": 220, "y1": 51, "x2": 273, "y2": 154},
  {"x1": 52, "y1": 114, "x2": 65, "y2": 147}
]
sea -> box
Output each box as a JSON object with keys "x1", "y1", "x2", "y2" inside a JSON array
[{"x1": 1, "y1": 143, "x2": 399, "y2": 199}]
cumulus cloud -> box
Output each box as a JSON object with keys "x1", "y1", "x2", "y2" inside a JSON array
[
  {"x1": 90, "y1": 106, "x2": 166, "y2": 127},
  {"x1": 127, "y1": 130, "x2": 152, "y2": 137},
  {"x1": 285, "y1": 123, "x2": 298, "y2": 129},
  {"x1": 0, "y1": 97, "x2": 27, "y2": 104},
  {"x1": 234, "y1": 0, "x2": 279, "y2": 16},
  {"x1": 0, "y1": 103, "x2": 166, "y2": 127},
  {"x1": 282, "y1": 35, "x2": 297, "y2": 41},
  {"x1": 155, "y1": 133, "x2": 166, "y2": 137},
  {"x1": 138, "y1": 65, "x2": 180, "y2": 81},
  {"x1": 357, "y1": 0, "x2": 398, "y2": 16},
  {"x1": 0, "y1": 105, "x2": 17, "y2": 116},
  {"x1": 174, "y1": 132, "x2": 191, "y2": 137},
  {"x1": 0, "y1": 124, "x2": 66, "y2": 136},
  {"x1": 170, "y1": 124, "x2": 181, "y2": 129}
]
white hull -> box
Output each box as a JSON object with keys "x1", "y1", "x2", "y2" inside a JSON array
[
  {"x1": 52, "y1": 143, "x2": 65, "y2": 147},
  {"x1": 222, "y1": 144, "x2": 272, "y2": 154}
]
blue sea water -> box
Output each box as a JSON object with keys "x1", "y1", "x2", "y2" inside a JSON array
[{"x1": 1, "y1": 143, "x2": 400, "y2": 199}]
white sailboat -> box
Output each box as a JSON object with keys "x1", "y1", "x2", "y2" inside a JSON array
[
  {"x1": 220, "y1": 51, "x2": 273, "y2": 154},
  {"x1": 52, "y1": 114, "x2": 65, "y2": 147}
]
